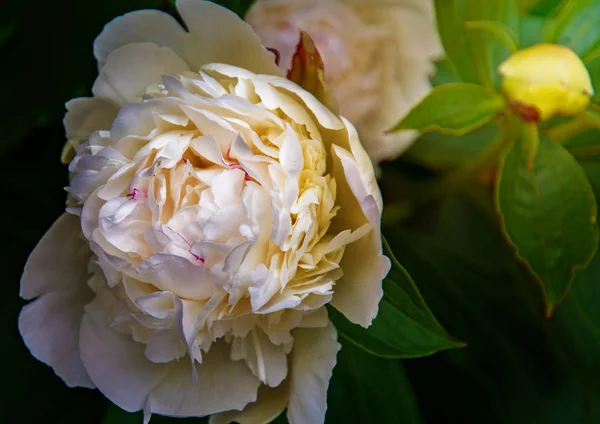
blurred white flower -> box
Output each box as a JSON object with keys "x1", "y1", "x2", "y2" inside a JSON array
[
  {"x1": 246, "y1": 0, "x2": 443, "y2": 164},
  {"x1": 18, "y1": 1, "x2": 390, "y2": 423}
]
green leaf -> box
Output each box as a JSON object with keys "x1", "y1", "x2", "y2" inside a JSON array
[
  {"x1": 406, "y1": 121, "x2": 499, "y2": 170},
  {"x1": 580, "y1": 157, "x2": 600, "y2": 204},
  {"x1": 545, "y1": 0, "x2": 593, "y2": 43},
  {"x1": 546, "y1": 1, "x2": 600, "y2": 99},
  {"x1": 527, "y1": 0, "x2": 563, "y2": 16},
  {"x1": 434, "y1": 0, "x2": 478, "y2": 83},
  {"x1": 389, "y1": 83, "x2": 504, "y2": 136},
  {"x1": 496, "y1": 125, "x2": 599, "y2": 315},
  {"x1": 387, "y1": 197, "x2": 600, "y2": 423},
  {"x1": 464, "y1": 20, "x2": 519, "y2": 53},
  {"x1": 553, "y1": 3, "x2": 600, "y2": 57},
  {"x1": 519, "y1": 0, "x2": 544, "y2": 14},
  {"x1": 434, "y1": 0, "x2": 519, "y2": 87},
  {"x1": 519, "y1": 16, "x2": 549, "y2": 48},
  {"x1": 329, "y1": 239, "x2": 464, "y2": 359},
  {"x1": 464, "y1": 0, "x2": 520, "y2": 88},
  {"x1": 326, "y1": 340, "x2": 423, "y2": 424},
  {"x1": 554, "y1": 251, "x2": 600, "y2": 378},
  {"x1": 430, "y1": 58, "x2": 460, "y2": 87}
]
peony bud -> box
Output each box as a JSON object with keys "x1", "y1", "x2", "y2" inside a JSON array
[{"x1": 498, "y1": 43, "x2": 594, "y2": 122}]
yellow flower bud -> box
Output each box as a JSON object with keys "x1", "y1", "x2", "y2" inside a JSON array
[{"x1": 498, "y1": 43, "x2": 593, "y2": 122}]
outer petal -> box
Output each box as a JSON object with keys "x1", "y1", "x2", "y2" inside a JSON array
[
  {"x1": 210, "y1": 384, "x2": 288, "y2": 424},
  {"x1": 19, "y1": 213, "x2": 95, "y2": 388},
  {"x1": 80, "y1": 293, "x2": 261, "y2": 416},
  {"x1": 79, "y1": 293, "x2": 168, "y2": 412},
  {"x1": 329, "y1": 137, "x2": 390, "y2": 327},
  {"x1": 147, "y1": 341, "x2": 261, "y2": 418},
  {"x1": 92, "y1": 43, "x2": 189, "y2": 105},
  {"x1": 287, "y1": 321, "x2": 340, "y2": 424},
  {"x1": 94, "y1": 10, "x2": 194, "y2": 69},
  {"x1": 20, "y1": 291, "x2": 95, "y2": 388},
  {"x1": 20, "y1": 213, "x2": 90, "y2": 300},
  {"x1": 175, "y1": 0, "x2": 284, "y2": 76}
]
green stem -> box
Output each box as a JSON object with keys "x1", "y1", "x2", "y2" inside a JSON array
[{"x1": 523, "y1": 122, "x2": 540, "y2": 171}]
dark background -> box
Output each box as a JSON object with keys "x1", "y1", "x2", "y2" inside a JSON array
[{"x1": 2, "y1": 0, "x2": 600, "y2": 423}]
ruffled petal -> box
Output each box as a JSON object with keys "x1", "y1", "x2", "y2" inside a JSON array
[
  {"x1": 175, "y1": 0, "x2": 283, "y2": 76},
  {"x1": 92, "y1": 43, "x2": 189, "y2": 105},
  {"x1": 287, "y1": 321, "x2": 340, "y2": 424}
]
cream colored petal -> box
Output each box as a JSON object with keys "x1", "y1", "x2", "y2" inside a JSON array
[
  {"x1": 79, "y1": 293, "x2": 170, "y2": 412},
  {"x1": 80, "y1": 293, "x2": 261, "y2": 417},
  {"x1": 64, "y1": 97, "x2": 118, "y2": 147},
  {"x1": 92, "y1": 43, "x2": 189, "y2": 105},
  {"x1": 20, "y1": 213, "x2": 89, "y2": 299},
  {"x1": 147, "y1": 341, "x2": 262, "y2": 418},
  {"x1": 340, "y1": 117, "x2": 382, "y2": 211},
  {"x1": 287, "y1": 321, "x2": 340, "y2": 424},
  {"x1": 347, "y1": 0, "x2": 442, "y2": 60},
  {"x1": 329, "y1": 145, "x2": 390, "y2": 327},
  {"x1": 175, "y1": 0, "x2": 283, "y2": 76},
  {"x1": 205, "y1": 63, "x2": 343, "y2": 131},
  {"x1": 94, "y1": 9, "x2": 194, "y2": 69},
  {"x1": 209, "y1": 383, "x2": 288, "y2": 424},
  {"x1": 19, "y1": 289, "x2": 95, "y2": 388},
  {"x1": 231, "y1": 328, "x2": 289, "y2": 388},
  {"x1": 18, "y1": 214, "x2": 95, "y2": 388}
]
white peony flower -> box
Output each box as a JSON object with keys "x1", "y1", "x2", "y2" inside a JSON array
[
  {"x1": 18, "y1": 1, "x2": 390, "y2": 423},
  {"x1": 246, "y1": 0, "x2": 443, "y2": 165}
]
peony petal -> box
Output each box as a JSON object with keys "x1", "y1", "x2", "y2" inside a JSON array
[
  {"x1": 144, "y1": 329, "x2": 187, "y2": 363},
  {"x1": 175, "y1": 0, "x2": 283, "y2": 76},
  {"x1": 147, "y1": 341, "x2": 262, "y2": 417},
  {"x1": 79, "y1": 293, "x2": 170, "y2": 412},
  {"x1": 340, "y1": 117, "x2": 382, "y2": 211},
  {"x1": 19, "y1": 289, "x2": 95, "y2": 388},
  {"x1": 231, "y1": 328, "x2": 288, "y2": 388},
  {"x1": 94, "y1": 9, "x2": 194, "y2": 69},
  {"x1": 64, "y1": 97, "x2": 119, "y2": 149},
  {"x1": 287, "y1": 320, "x2": 340, "y2": 424},
  {"x1": 209, "y1": 383, "x2": 288, "y2": 424},
  {"x1": 92, "y1": 43, "x2": 189, "y2": 105},
  {"x1": 263, "y1": 76, "x2": 345, "y2": 130},
  {"x1": 20, "y1": 213, "x2": 90, "y2": 299},
  {"x1": 329, "y1": 144, "x2": 390, "y2": 327},
  {"x1": 81, "y1": 293, "x2": 262, "y2": 416},
  {"x1": 136, "y1": 253, "x2": 220, "y2": 300}
]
